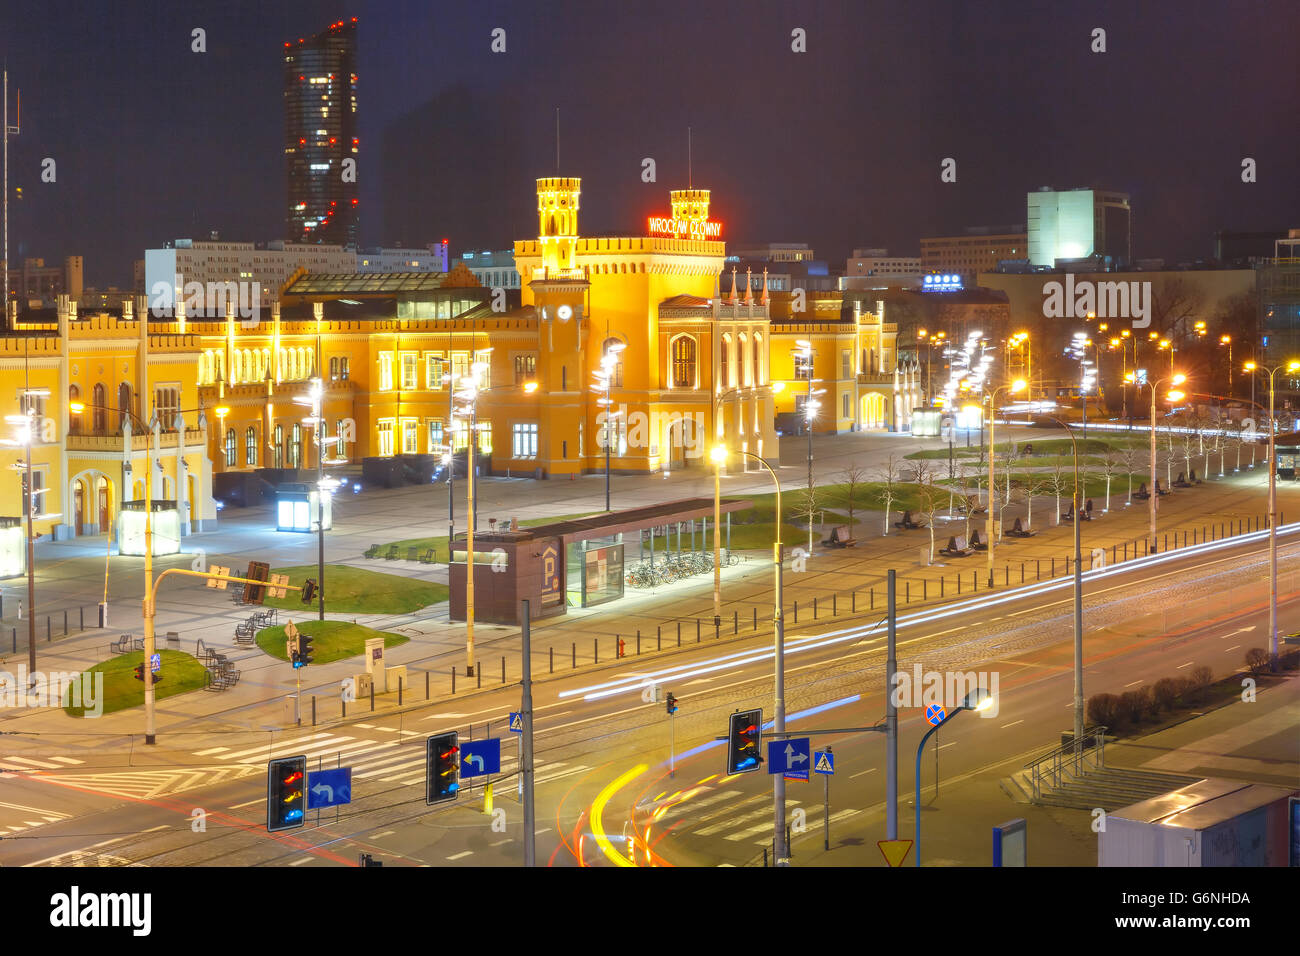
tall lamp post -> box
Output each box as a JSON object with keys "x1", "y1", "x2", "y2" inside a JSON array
[
  {"x1": 984, "y1": 379, "x2": 1025, "y2": 585},
  {"x1": 794, "y1": 339, "x2": 823, "y2": 557},
  {"x1": 593, "y1": 341, "x2": 625, "y2": 512},
  {"x1": 1247, "y1": 360, "x2": 1299, "y2": 667},
  {"x1": 914, "y1": 688, "x2": 994, "y2": 866},
  {"x1": 1137, "y1": 372, "x2": 1185, "y2": 553},
  {"x1": 716, "y1": 445, "x2": 787, "y2": 865},
  {"x1": 293, "y1": 378, "x2": 335, "y2": 622},
  {"x1": 1043, "y1": 417, "x2": 1085, "y2": 748},
  {"x1": 2, "y1": 383, "x2": 50, "y2": 681}
]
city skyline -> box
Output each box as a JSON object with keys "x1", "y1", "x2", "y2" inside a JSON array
[{"x1": 0, "y1": 0, "x2": 1294, "y2": 288}]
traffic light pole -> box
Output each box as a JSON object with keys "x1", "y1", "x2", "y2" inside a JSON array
[
  {"x1": 520, "y1": 599, "x2": 536, "y2": 868},
  {"x1": 886, "y1": 569, "x2": 898, "y2": 840},
  {"x1": 670, "y1": 710, "x2": 676, "y2": 778}
]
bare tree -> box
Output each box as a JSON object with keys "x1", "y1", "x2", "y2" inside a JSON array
[
  {"x1": 840, "y1": 460, "x2": 868, "y2": 532},
  {"x1": 1149, "y1": 276, "x2": 1208, "y2": 340},
  {"x1": 1048, "y1": 458, "x2": 1072, "y2": 524},
  {"x1": 873, "y1": 455, "x2": 901, "y2": 536},
  {"x1": 1100, "y1": 450, "x2": 1125, "y2": 512},
  {"x1": 1122, "y1": 444, "x2": 1148, "y2": 504},
  {"x1": 1016, "y1": 470, "x2": 1051, "y2": 530},
  {"x1": 913, "y1": 460, "x2": 942, "y2": 563}
]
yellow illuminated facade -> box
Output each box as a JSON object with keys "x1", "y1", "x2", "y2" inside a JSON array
[{"x1": 1, "y1": 298, "x2": 214, "y2": 555}]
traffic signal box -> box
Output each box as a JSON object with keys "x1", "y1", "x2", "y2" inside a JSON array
[
  {"x1": 293, "y1": 632, "x2": 314, "y2": 669},
  {"x1": 267, "y1": 755, "x2": 308, "y2": 832},
  {"x1": 726, "y1": 708, "x2": 763, "y2": 775},
  {"x1": 243, "y1": 561, "x2": 271, "y2": 604},
  {"x1": 426, "y1": 732, "x2": 460, "y2": 805},
  {"x1": 302, "y1": 578, "x2": 318, "y2": 604},
  {"x1": 665, "y1": 692, "x2": 678, "y2": 715}
]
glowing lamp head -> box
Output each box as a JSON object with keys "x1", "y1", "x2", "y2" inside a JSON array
[
  {"x1": 1011, "y1": 379, "x2": 1026, "y2": 393},
  {"x1": 964, "y1": 688, "x2": 995, "y2": 712},
  {"x1": 1171, "y1": 373, "x2": 1186, "y2": 386},
  {"x1": 710, "y1": 445, "x2": 728, "y2": 465},
  {"x1": 522, "y1": 381, "x2": 539, "y2": 394},
  {"x1": 1166, "y1": 390, "x2": 1185, "y2": 402},
  {"x1": 770, "y1": 381, "x2": 785, "y2": 394},
  {"x1": 1289, "y1": 361, "x2": 1300, "y2": 373},
  {"x1": 1244, "y1": 361, "x2": 1257, "y2": 371},
  {"x1": 68, "y1": 401, "x2": 85, "y2": 414},
  {"x1": 215, "y1": 406, "x2": 230, "y2": 418}
]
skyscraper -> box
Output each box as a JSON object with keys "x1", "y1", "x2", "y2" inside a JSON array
[
  {"x1": 1027, "y1": 187, "x2": 1131, "y2": 268},
  {"x1": 284, "y1": 18, "x2": 359, "y2": 248}
]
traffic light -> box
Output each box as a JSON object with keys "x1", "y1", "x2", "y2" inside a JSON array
[
  {"x1": 426, "y1": 731, "x2": 459, "y2": 805},
  {"x1": 301, "y1": 578, "x2": 318, "y2": 604},
  {"x1": 297, "y1": 632, "x2": 314, "y2": 668},
  {"x1": 266, "y1": 755, "x2": 307, "y2": 832},
  {"x1": 726, "y1": 708, "x2": 763, "y2": 775},
  {"x1": 665, "y1": 692, "x2": 678, "y2": 715},
  {"x1": 133, "y1": 664, "x2": 144, "y2": 682}
]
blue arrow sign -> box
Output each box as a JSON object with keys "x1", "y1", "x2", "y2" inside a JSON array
[
  {"x1": 814, "y1": 751, "x2": 835, "y2": 775},
  {"x1": 459, "y1": 738, "x2": 501, "y2": 777},
  {"x1": 307, "y1": 768, "x2": 352, "y2": 809},
  {"x1": 508, "y1": 712, "x2": 523, "y2": 733},
  {"x1": 766, "y1": 737, "x2": 810, "y2": 775}
]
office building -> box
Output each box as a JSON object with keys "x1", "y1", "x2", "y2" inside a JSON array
[
  {"x1": 842, "y1": 248, "x2": 921, "y2": 288},
  {"x1": 921, "y1": 227, "x2": 1027, "y2": 284},
  {"x1": 144, "y1": 239, "x2": 356, "y2": 312},
  {"x1": 1027, "y1": 187, "x2": 1131, "y2": 267},
  {"x1": 358, "y1": 243, "x2": 449, "y2": 273},
  {"x1": 285, "y1": 17, "x2": 359, "y2": 247},
  {"x1": 455, "y1": 250, "x2": 522, "y2": 290}
]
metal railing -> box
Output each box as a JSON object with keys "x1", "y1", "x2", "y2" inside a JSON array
[{"x1": 1023, "y1": 725, "x2": 1108, "y2": 800}]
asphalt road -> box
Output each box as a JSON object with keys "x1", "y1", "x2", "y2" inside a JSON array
[{"x1": 2, "y1": 521, "x2": 1295, "y2": 867}]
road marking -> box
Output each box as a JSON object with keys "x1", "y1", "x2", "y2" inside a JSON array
[
  {"x1": 1225, "y1": 644, "x2": 1240, "y2": 651},
  {"x1": 1000, "y1": 719, "x2": 1024, "y2": 728},
  {"x1": 289, "y1": 857, "x2": 312, "y2": 866},
  {"x1": 1124, "y1": 680, "x2": 1144, "y2": 687},
  {"x1": 228, "y1": 798, "x2": 264, "y2": 810},
  {"x1": 1176, "y1": 661, "x2": 1194, "y2": 669},
  {"x1": 4, "y1": 756, "x2": 62, "y2": 769},
  {"x1": 446, "y1": 850, "x2": 474, "y2": 861},
  {"x1": 937, "y1": 742, "x2": 957, "y2": 750},
  {"x1": 850, "y1": 768, "x2": 877, "y2": 779},
  {"x1": 48, "y1": 757, "x2": 84, "y2": 765},
  {"x1": 371, "y1": 830, "x2": 395, "y2": 839},
  {"x1": 215, "y1": 732, "x2": 335, "y2": 761},
  {"x1": 193, "y1": 747, "x2": 229, "y2": 756},
  {"x1": 490, "y1": 838, "x2": 511, "y2": 847}
]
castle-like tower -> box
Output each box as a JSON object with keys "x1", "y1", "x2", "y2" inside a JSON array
[
  {"x1": 536, "y1": 177, "x2": 581, "y2": 275},
  {"x1": 669, "y1": 188, "x2": 710, "y2": 222}
]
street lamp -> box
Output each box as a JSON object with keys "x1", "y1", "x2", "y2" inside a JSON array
[
  {"x1": 793, "y1": 339, "x2": 823, "y2": 557},
  {"x1": 710, "y1": 444, "x2": 727, "y2": 625},
  {"x1": 594, "y1": 341, "x2": 625, "y2": 512},
  {"x1": 985, "y1": 379, "x2": 1026, "y2": 585},
  {"x1": 1042, "y1": 416, "x2": 1085, "y2": 750},
  {"x1": 1220, "y1": 335, "x2": 1233, "y2": 396},
  {"x1": 716, "y1": 446, "x2": 788, "y2": 865},
  {"x1": 2, "y1": 387, "x2": 50, "y2": 684},
  {"x1": 1139, "y1": 372, "x2": 1186, "y2": 554},
  {"x1": 1247, "y1": 360, "x2": 1300, "y2": 667},
  {"x1": 914, "y1": 687, "x2": 995, "y2": 866},
  {"x1": 292, "y1": 378, "x2": 337, "y2": 623}
]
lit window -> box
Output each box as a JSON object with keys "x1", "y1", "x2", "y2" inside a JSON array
[
  {"x1": 379, "y1": 355, "x2": 393, "y2": 390},
  {"x1": 512, "y1": 423, "x2": 538, "y2": 458}
]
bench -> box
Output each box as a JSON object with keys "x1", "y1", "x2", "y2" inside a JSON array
[
  {"x1": 234, "y1": 620, "x2": 256, "y2": 644},
  {"x1": 970, "y1": 529, "x2": 988, "y2": 551},
  {"x1": 1007, "y1": 517, "x2": 1037, "y2": 538},
  {"x1": 822, "y1": 525, "x2": 858, "y2": 548},
  {"x1": 384, "y1": 544, "x2": 400, "y2": 560},
  {"x1": 418, "y1": 548, "x2": 436, "y2": 564},
  {"x1": 165, "y1": 631, "x2": 180, "y2": 649},
  {"x1": 364, "y1": 543, "x2": 383, "y2": 559},
  {"x1": 957, "y1": 495, "x2": 988, "y2": 516},
  {"x1": 1133, "y1": 482, "x2": 1151, "y2": 500},
  {"x1": 893, "y1": 510, "x2": 924, "y2": 530},
  {"x1": 939, "y1": 535, "x2": 974, "y2": 557},
  {"x1": 110, "y1": 633, "x2": 134, "y2": 654}
]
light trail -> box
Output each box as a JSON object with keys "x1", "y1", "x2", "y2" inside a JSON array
[{"x1": 563, "y1": 521, "x2": 1300, "y2": 702}]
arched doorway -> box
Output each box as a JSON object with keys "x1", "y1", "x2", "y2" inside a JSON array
[
  {"x1": 97, "y1": 476, "x2": 111, "y2": 531},
  {"x1": 73, "y1": 480, "x2": 85, "y2": 534},
  {"x1": 666, "y1": 415, "x2": 700, "y2": 469},
  {"x1": 861, "y1": 393, "x2": 889, "y2": 430}
]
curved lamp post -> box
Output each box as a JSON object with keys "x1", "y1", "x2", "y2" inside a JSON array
[
  {"x1": 914, "y1": 687, "x2": 995, "y2": 866},
  {"x1": 985, "y1": 379, "x2": 1025, "y2": 585}
]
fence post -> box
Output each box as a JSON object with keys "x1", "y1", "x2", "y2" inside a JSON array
[
  {"x1": 733, "y1": 610, "x2": 738, "y2": 634},
  {"x1": 594, "y1": 638, "x2": 599, "y2": 664},
  {"x1": 550, "y1": 647, "x2": 554, "y2": 673},
  {"x1": 794, "y1": 600, "x2": 799, "y2": 623},
  {"x1": 813, "y1": 597, "x2": 818, "y2": 619},
  {"x1": 696, "y1": 619, "x2": 701, "y2": 642},
  {"x1": 452, "y1": 668, "x2": 456, "y2": 694},
  {"x1": 426, "y1": 671, "x2": 431, "y2": 698},
  {"x1": 572, "y1": 643, "x2": 576, "y2": 668},
  {"x1": 370, "y1": 681, "x2": 375, "y2": 712},
  {"x1": 311, "y1": 695, "x2": 316, "y2": 726}
]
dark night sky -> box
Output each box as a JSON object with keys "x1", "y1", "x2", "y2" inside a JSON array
[{"x1": 2, "y1": 0, "x2": 1296, "y2": 287}]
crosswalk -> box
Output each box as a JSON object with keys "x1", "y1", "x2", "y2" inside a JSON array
[
  {"x1": 649, "y1": 785, "x2": 863, "y2": 846},
  {"x1": 34, "y1": 765, "x2": 264, "y2": 800},
  {"x1": 184, "y1": 730, "x2": 591, "y2": 792},
  {"x1": 0, "y1": 799, "x2": 72, "y2": 836}
]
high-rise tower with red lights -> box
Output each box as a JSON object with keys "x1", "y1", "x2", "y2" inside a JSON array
[{"x1": 284, "y1": 17, "x2": 358, "y2": 248}]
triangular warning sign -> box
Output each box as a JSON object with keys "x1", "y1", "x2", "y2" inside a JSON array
[
  {"x1": 877, "y1": 839, "x2": 913, "y2": 867},
  {"x1": 815, "y1": 753, "x2": 833, "y2": 773},
  {"x1": 510, "y1": 713, "x2": 523, "y2": 731}
]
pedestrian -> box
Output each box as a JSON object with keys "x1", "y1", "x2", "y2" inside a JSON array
[{"x1": 618, "y1": 638, "x2": 625, "y2": 658}]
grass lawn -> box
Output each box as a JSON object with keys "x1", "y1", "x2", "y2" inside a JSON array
[
  {"x1": 64, "y1": 649, "x2": 208, "y2": 718},
  {"x1": 905, "y1": 436, "x2": 1146, "y2": 460},
  {"x1": 263, "y1": 565, "x2": 447, "y2": 615},
  {"x1": 255, "y1": 619, "x2": 409, "y2": 666}
]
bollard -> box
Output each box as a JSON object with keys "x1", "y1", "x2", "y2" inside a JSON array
[
  {"x1": 1020, "y1": 562, "x2": 1025, "y2": 584},
  {"x1": 794, "y1": 600, "x2": 799, "y2": 623},
  {"x1": 941, "y1": 577, "x2": 945, "y2": 597},
  {"x1": 64, "y1": 609, "x2": 68, "y2": 635},
  {"x1": 813, "y1": 597, "x2": 818, "y2": 619},
  {"x1": 696, "y1": 619, "x2": 701, "y2": 642},
  {"x1": 1004, "y1": 565, "x2": 1009, "y2": 586},
  {"x1": 342, "y1": 697, "x2": 347, "y2": 719},
  {"x1": 47, "y1": 616, "x2": 51, "y2": 641},
  {"x1": 905, "y1": 582, "x2": 910, "y2": 602},
  {"x1": 753, "y1": 607, "x2": 757, "y2": 630},
  {"x1": 677, "y1": 621, "x2": 682, "y2": 645},
  {"x1": 714, "y1": 618, "x2": 720, "y2": 640},
  {"x1": 11, "y1": 627, "x2": 15, "y2": 654},
  {"x1": 550, "y1": 647, "x2": 554, "y2": 673},
  {"x1": 501, "y1": 656, "x2": 506, "y2": 683},
  {"x1": 572, "y1": 643, "x2": 577, "y2": 668},
  {"x1": 852, "y1": 591, "x2": 856, "y2": 613},
  {"x1": 833, "y1": 594, "x2": 837, "y2": 616},
  {"x1": 311, "y1": 695, "x2": 316, "y2": 726},
  {"x1": 1051, "y1": 558, "x2": 1055, "y2": 576},
  {"x1": 426, "y1": 671, "x2": 430, "y2": 699},
  {"x1": 734, "y1": 610, "x2": 738, "y2": 634},
  {"x1": 923, "y1": 580, "x2": 927, "y2": 600},
  {"x1": 657, "y1": 625, "x2": 662, "y2": 650},
  {"x1": 399, "y1": 677, "x2": 403, "y2": 706},
  {"x1": 370, "y1": 681, "x2": 375, "y2": 712},
  {"x1": 476, "y1": 663, "x2": 482, "y2": 688},
  {"x1": 958, "y1": 574, "x2": 962, "y2": 594},
  {"x1": 452, "y1": 668, "x2": 456, "y2": 694},
  {"x1": 594, "y1": 638, "x2": 599, "y2": 664},
  {"x1": 80, "y1": 606, "x2": 84, "y2": 630},
  {"x1": 637, "y1": 630, "x2": 641, "y2": 655},
  {"x1": 1036, "y1": 559, "x2": 1040, "y2": 580},
  {"x1": 870, "y1": 589, "x2": 874, "y2": 611}
]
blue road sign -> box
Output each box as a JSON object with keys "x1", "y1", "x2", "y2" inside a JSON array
[
  {"x1": 150, "y1": 653, "x2": 161, "y2": 673},
  {"x1": 508, "y1": 712, "x2": 524, "y2": 733},
  {"x1": 766, "y1": 737, "x2": 811, "y2": 775},
  {"x1": 925, "y1": 703, "x2": 947, "y2": 726},
  {"x1": 307, "y1": 768, "x2": 352, "y2": 809},
  {"x1": 460, "y1": 738, "x2": 501, "y2": 777},
  {"x1": 814, "y1": 751, "x2": 835, "y2": 775}
]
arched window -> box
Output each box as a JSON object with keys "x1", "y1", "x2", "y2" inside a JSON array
[
  {"x1": 330, "y1": 357, "x2": 339, "y2": 381},
  {"x1": 68, "y1": 385, "x2": 81, "y2": 434},
  {"x1": 225, "y1": 428, "x2": 237, "y2": 466},
  {"x1": 290, "y1": 424, "x2": 302, "y2": 468},
  {"x1": 274, "y1": 424, "x2": 284, "y2": 468},
  {"x1": 232, "y1": 350, "x2": 243, "y2": 384},
  {"x1": 117, "y1": 382, "x2": 132, "y2": 431},
  {"x1": 721, "y1": 334, "x2": 732, "y2": 389},
  {"x1": 671, "y1": 336, "x2": 697, "y2": 389},
  {"x1": 737, "y1": 333, "x2": 749, "y2": 387},
  {"x1": 92, "y1": 384, "x2": 106, "y2": 433},
  {"x1": 245, "y1": 426, "x2": 257, "y2": 466},
  {"x1": 749, "y1": 334, "x2": 759, "y2": 387},
  {"x1": 755, "y1": 333, "x2": 766, "y2": 384},
  {"x1": 602, "y1": 337, "x2": 625, "y2": 387}
]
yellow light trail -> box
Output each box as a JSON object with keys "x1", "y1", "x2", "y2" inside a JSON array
[{"x1": 590, "y1": 764, "x2": 648, "y2": 868}]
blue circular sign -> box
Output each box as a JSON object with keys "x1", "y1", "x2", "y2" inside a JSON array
[{"x1": 924, "y1": 703, "x2": 947, "y2": 726}]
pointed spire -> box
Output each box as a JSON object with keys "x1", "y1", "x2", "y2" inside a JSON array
[
  {"x1": 744, "y1": 267, "x2": 753, "y2": 305},
  {"x1": 729, "y1": 267, "x2": 738, "y2": 305},
  {"x1": 761, "y1": 267, "x2": 770, "y2": 305}
]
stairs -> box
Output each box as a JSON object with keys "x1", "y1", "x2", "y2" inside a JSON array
[{"x1": 1032, "y1": 766, "x2": 1202, "y2": 811}]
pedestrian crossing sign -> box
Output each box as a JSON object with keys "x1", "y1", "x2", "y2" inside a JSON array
[
  {"x1": 814, "y1": 750, "x2": 834, "y2": 775},
  {"x1": 509, "y1": 712, "x2": 523, "y2": 733}
]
